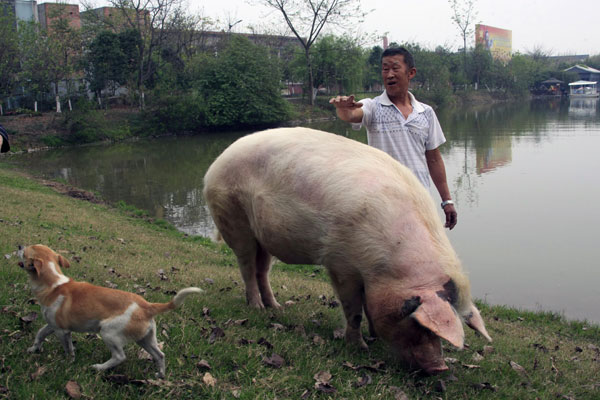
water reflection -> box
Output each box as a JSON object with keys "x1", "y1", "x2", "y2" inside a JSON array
[
  {"x1": 6, "y1": 99, "x2": 600, "y2": 323},
  {"x1": 568, "y1": 98, "x2": 599, "y2": 118}
]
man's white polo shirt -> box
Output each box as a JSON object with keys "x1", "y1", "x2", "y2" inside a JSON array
[{"x1": 353, "y1": 91, "x2": 446, "y2": 187}]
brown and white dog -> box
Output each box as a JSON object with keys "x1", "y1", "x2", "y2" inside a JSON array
[{"x1": 18, "y1": 244, "x2": 202, "y2": 378}]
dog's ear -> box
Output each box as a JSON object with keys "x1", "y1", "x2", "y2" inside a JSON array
[
  {"x1": 33, "y1": 259, "x2": 44, "y2": 276},
  {"x1": 58, "y1": 255, "x2": 70, "y2": 269}
]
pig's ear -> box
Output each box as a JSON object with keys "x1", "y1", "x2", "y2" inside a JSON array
[
  {"x1": 463, "y1": 303, "x2": 492, "y2": 342},
  {"x1": 411, "y1": 293, "x2": 465, "y2": 348},
  {"x1": 58, "y1": 255, "x2": 70, "y2": 269}
]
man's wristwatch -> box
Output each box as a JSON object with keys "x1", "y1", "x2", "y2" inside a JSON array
[{"x1": 441, "y1": 200, "x2": 454, "y2": 209}]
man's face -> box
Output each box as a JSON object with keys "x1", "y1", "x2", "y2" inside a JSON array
[{"x1": 381, "y1": 55, "x2": 416, "y2": 97}]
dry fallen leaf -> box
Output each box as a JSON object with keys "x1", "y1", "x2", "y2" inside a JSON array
[
  {"x1": 389, "y1": 386, "x2": 409, "y2": 400},
  {"x1": 356, "y1": 374, "x2": 372, "y2": 388},
  {"x1": 208, "y1": 327, "x2": 225, "y2": 344},
  {"x1": 509, "y1": 361, "x2": 528, "y2": 377},
  {"x1": 313, "y1": 370, "x2": 332, "y2": 384},
  {"x1": 65, "y1": 380, "x2": 82, "y2": 399},
  {"x1": 587, "y1": 344, "x2": 600, "y2": 353},
  {"x1": 333, "y1": 328, "x2": 345, "y2": 340},
  {"x1": 203, "y1": 372, "x2": 217, "y2": 387},
  {"x1": 197, "y1": 360, "x2": 211, "y2": 370},
  {"x1": 258, "y1": 337, "x2": 273, "y2": 349},
  {"x1": 444, "y1": 357, "x2": 459, "y2": 364},
  {"x1": 284, "y1": 300, "x2": 295, "y2": 306},
  {"x1": 462, "y1": 364, "x2": 481, "y2": 369},
  {"x1": 482, "y1": 345, "x2": 495, "y2": 354},
  {"x1": 312, "y1": 335, "x2": 325, "y2": 345},
  {"x1": 270, "y1": 323, "x2": 285, "y2": 331},
  {"x1": 315, "y1": 382, "x2": 336, "y2": 394},
  {"x1": 472, "y1": 382, "x2": 497, "y2": 391},
  {"x1": 30, "y1": 366, "x2": 47, "y2": 380},
  {"x1": 262, "y1": 353, "x2": 285, "y2": 368},
  {"x1": 472, "y1": 352, "x2": 484, "y2": 362}
]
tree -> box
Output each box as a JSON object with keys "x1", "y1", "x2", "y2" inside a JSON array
[
  {"x1": 0, "y1": 10, "x2": 20, "y2": 111},
  {"x1": 257, "y1": 0, "x2": 366, "y2": 105},
  {"x1": 95, "y1": 0, "x2": 204, "y2": 108},
  {"x1": 448, "y1": 0, "x2": 477, "y2": 73},
  {"x1": 195, "y1": 35, "x2": 290, "y2": 127},
  {"x1": 306, "y1": 34, "x2": 365, "y2": 94},
  {"x1": 19, "y1": 6, "x2": 82, "y2": 113},
  {"x1": 86, "y1": 31, "x2": 126, "y2": 98},
  {"x1": 364, "y1": 45, "x2": 383, "y2": 91},
  {"x1": 468, "y1": 44, "x2": 493, "y2": 87}
]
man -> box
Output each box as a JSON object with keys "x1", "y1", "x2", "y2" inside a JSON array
[
  {"x1": 0, "y1": 124, "x2": 10, "y2": 153},
  {"x1": 329, "y1": 46, "x2": 457, "y2": 230}
]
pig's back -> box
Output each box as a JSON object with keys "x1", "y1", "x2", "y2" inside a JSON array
[{"x1": 203, "y1": 127, "x2": 442, "y2": 265}]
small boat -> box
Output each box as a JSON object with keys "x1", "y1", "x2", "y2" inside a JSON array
[{"x1": 568, "y1": 80, "x2": 599, "y2": 98}]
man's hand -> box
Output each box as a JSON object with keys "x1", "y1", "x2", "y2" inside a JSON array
[
  {"x1": 443, "y1": 204, "x2": 457, "y2": 230},
  {"x1": 329, "y1": 95, "x2": 363, "y2": 123}
]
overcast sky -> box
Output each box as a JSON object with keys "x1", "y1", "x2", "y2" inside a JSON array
[
  {"x1": 188, "y1": 0, "x2": 599, "y2": 56},
  {"x1": 79, "y1": 0, "x2": 599, "y2": 56}
]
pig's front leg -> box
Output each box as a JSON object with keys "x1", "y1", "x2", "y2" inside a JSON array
[{"x1": 328, "y1": 269, "x2": 368, "y2": 350}]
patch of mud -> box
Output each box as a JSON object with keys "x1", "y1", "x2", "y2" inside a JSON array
[{"x1": 41, "y1": 179, "x2": 105, "y2": 204}]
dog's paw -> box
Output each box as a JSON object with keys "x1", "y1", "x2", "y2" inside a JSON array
[
  {"x1": 27, "y1": 346, "x2": 40, "y2": 353},
  {"x1": 91, "y1": 364, "x2": 103, "y2": 371}
]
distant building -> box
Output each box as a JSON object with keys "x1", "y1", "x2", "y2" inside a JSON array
[
  {"x1": 38, "y1": 2, "x2": 80, "y2": 31},
  {"x1": 80, "y1": 6, "x2": 149, "y2": 32},
  {"x1": 564, "y1": 65, "x2": 600, "y2": 82},
  {"x1": 0, "y1": 0, "x2": 38, "y2": 27}
]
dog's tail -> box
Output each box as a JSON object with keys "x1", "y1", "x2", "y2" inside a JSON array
[{"x1": 149, "y1": 287, "x2": 203, "y2": 315}]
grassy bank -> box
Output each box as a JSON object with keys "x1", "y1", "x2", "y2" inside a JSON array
[{"x1": 1, "y1": 166, "x2": 599, "y2": 399}]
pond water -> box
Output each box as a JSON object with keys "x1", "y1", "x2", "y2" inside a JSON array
[{"x1": 7, "y1": 97, "x2": 600, "y2": 323}]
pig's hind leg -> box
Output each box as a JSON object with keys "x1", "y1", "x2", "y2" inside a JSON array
[
  {"x1": 221, "y1": 226, "x2": 279, "y2": 309},
  {"x1": 255, "y1": 243, "x2": 281, "y2": 308},
  {"x1": 328, "y1": 269, "x2": 368, "y2": 350}
]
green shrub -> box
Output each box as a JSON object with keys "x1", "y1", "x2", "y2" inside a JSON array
[{"x1": 40, "y1": 135, "x2": 64, "y2": 147}]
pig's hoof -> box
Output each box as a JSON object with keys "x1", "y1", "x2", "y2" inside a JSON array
[
  {"x1": 265, "y1": 300, "x2": 282, "y2": 309},
  {"x1": 345, "y1": 336, "x2": 369, "y2": 351},
  {"x1": 248, "y1": 299, "x2": 265, "y2": 309}
]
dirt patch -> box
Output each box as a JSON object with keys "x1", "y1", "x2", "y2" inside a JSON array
[{"x1": 41, "y1": 179, "x2": 105, "y2": 204}]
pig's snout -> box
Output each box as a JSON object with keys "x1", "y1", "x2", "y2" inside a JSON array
[
  {"x1": 394, "y1": 322, "x2": 448, "y2": 375},
  {"x1": 419, "y1": 358, "x2": 449, "y2": 376}
]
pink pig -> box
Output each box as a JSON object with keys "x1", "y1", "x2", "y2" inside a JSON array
[{"x1": 203, "y1": 127, "x2": 491, "y2": 374}]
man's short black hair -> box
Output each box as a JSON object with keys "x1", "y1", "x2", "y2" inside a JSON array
[{"x1": 381, "y1": 47, "x2": 415, "y2": 69}]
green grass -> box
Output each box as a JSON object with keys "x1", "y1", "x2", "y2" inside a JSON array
[{"x1": 1, "y1": 167, "x2": 599, "y2": 399}]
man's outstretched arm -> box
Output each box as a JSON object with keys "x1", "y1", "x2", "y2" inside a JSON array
[{"x1": 329, "y1": 95, "x2": 364, "y2": 123}]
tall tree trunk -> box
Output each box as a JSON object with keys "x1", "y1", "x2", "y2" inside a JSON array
[{"x1": 305, "y1": 48, "x2": 315, "y2": 106}]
